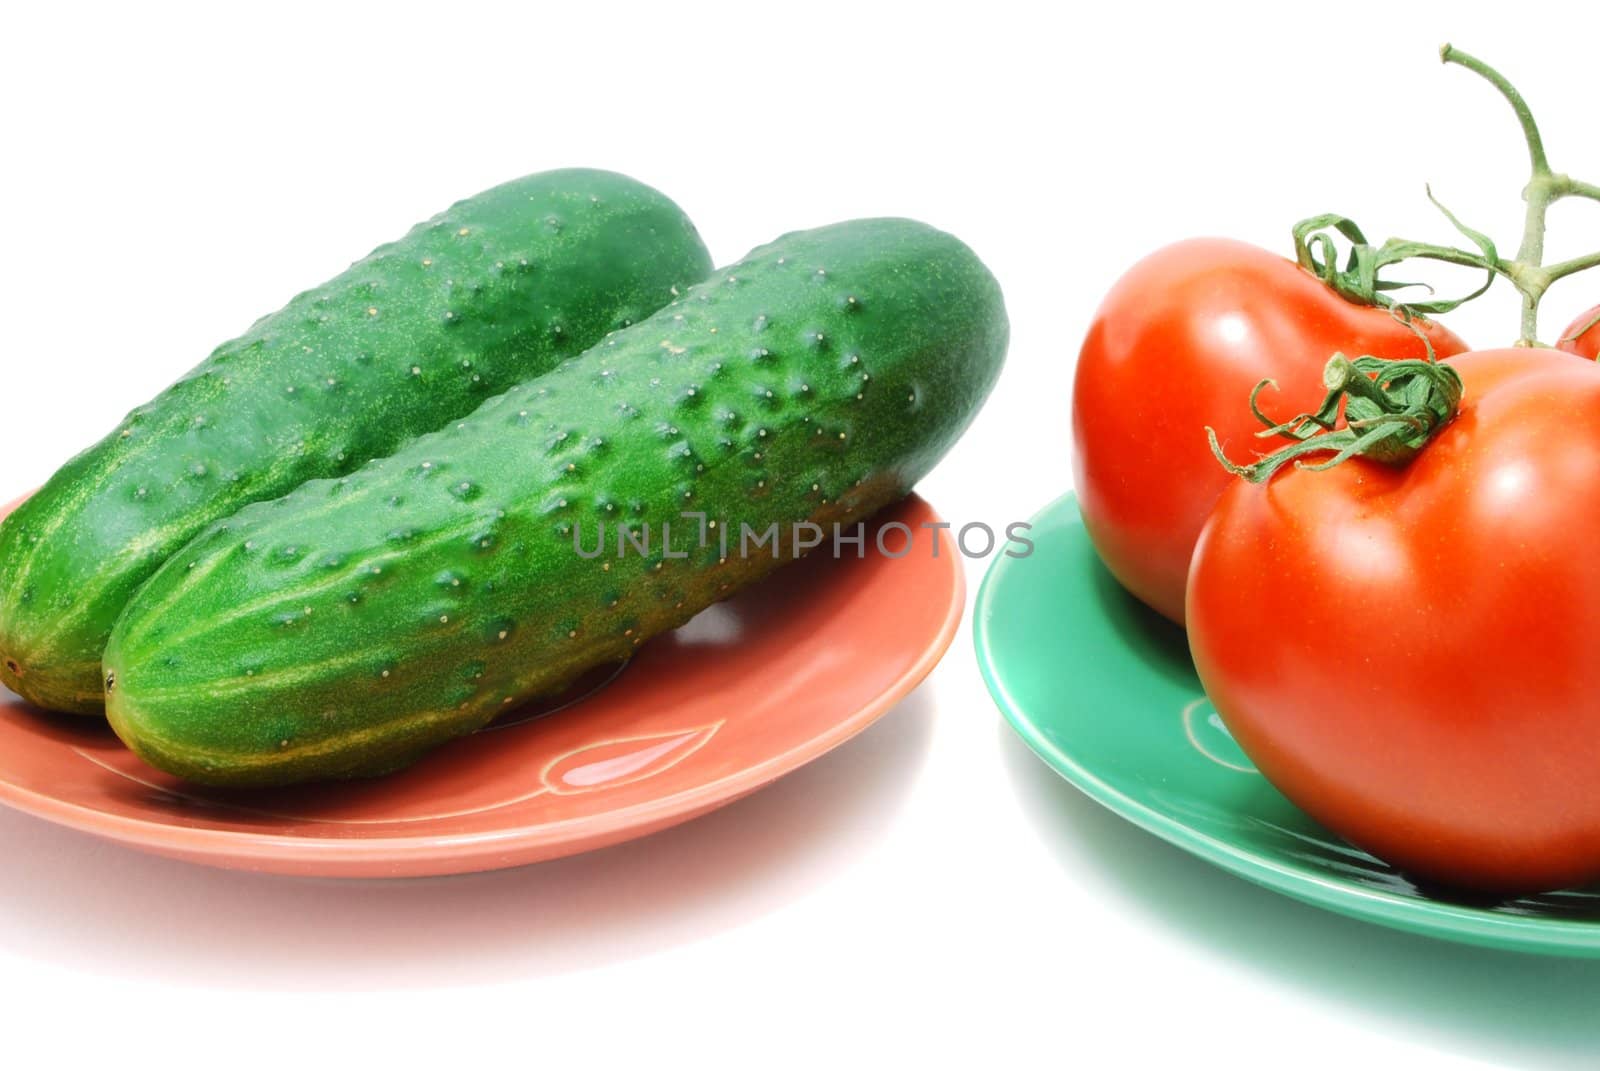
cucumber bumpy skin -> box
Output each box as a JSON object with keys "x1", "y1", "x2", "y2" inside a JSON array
[
  {"x1": 0, "y1": 169, "x2": 712, "y2": 713},
  {"x1": 105, "y1": 218, "x2": 1008, "y2": 787}
]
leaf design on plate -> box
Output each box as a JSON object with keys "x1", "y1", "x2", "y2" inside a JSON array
[
  {"x1": 1180, "y1": 697, "x2": 1258, "y2": 775},
  {"x1": 541, "y1": 722, "x2": 725, "y2": 795}
]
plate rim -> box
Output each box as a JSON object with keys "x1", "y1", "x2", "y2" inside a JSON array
[
  {"x1": 0, "y1": 494, "x2": 965, "y2": 871},
  {"x1": 974, "y1": 491, "x2": 1600, "y2": 955}
]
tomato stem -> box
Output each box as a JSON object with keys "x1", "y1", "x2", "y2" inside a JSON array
[
  {"x1": 1545, "y1": 250, "x2": 1600, "y2": 284},
  {"x1": 1439, "y1": 45, "x2": 1549, "y2": 185},
  {"x1": 1441, "y1": 45, "x2": 1559, "y2": 345},
  {"x1": 1291, "y1": 47, "x2": 1600, "y2": 346},
  {"x1": 1209, "y1": 356, "x2": 1463, "y2": 483}
]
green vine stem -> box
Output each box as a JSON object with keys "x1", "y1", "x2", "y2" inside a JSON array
[
  {"x1": 1209, "y1": 355, "x2": 1464, "y2": 483},
  {"x1": 1293, "y1": 45, "x2": 1600, "y2": 346}
]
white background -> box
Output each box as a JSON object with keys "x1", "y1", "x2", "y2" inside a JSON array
[{"x1": 1, "y1": 2, "x2": 1596, "y2": 1068}]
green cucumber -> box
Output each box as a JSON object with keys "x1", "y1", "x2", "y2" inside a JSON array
[
  {"x1": 0, "y1": 169, "x2": 711, "y2": 713},
  {"x1": 104, "y1": 218, "x2": 1008, "y2": 787}
]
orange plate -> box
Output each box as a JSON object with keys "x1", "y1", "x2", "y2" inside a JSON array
[{"x1": 0, "y1": 496, "x2": 961, "y2": 877}]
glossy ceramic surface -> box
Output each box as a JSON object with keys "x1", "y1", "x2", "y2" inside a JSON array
[
  {"x1": 975, "y1": 493, "x2": 1600, "y2": 957},
  {"x1": 0, "y1": 495, "x2": 962, "y2": 878}
]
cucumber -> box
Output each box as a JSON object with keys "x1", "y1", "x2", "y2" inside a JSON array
[
  {"x1": 104, "y1": 218, "x2": 1008, "y2": 787},
  {"x1": 0, "y1": 169, "x2": 711, "y2": 713}
]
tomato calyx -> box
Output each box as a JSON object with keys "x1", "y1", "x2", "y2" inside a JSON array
[
  {"x1": 1207, "y1": 355, "x2": 1463, "y2": 484},
  {"x1": 1293, "y1": 209, "x2": 1496, "y2": 319}
]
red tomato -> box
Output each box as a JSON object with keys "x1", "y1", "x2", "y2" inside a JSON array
[
  {"x1": 1073, "y1": 239, "x2": 1468, "y2": 624},
  {"x1": 1559, "y1": 304, "x2": 1600, "y2": 359},
  {"x1": 1188, "y1": 348, "x2": 1600, "y2": 894}
]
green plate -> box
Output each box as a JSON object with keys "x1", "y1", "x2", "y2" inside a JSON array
[{"x1": 974, "y1": 493, "x2": 1600, "y2": 957}]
